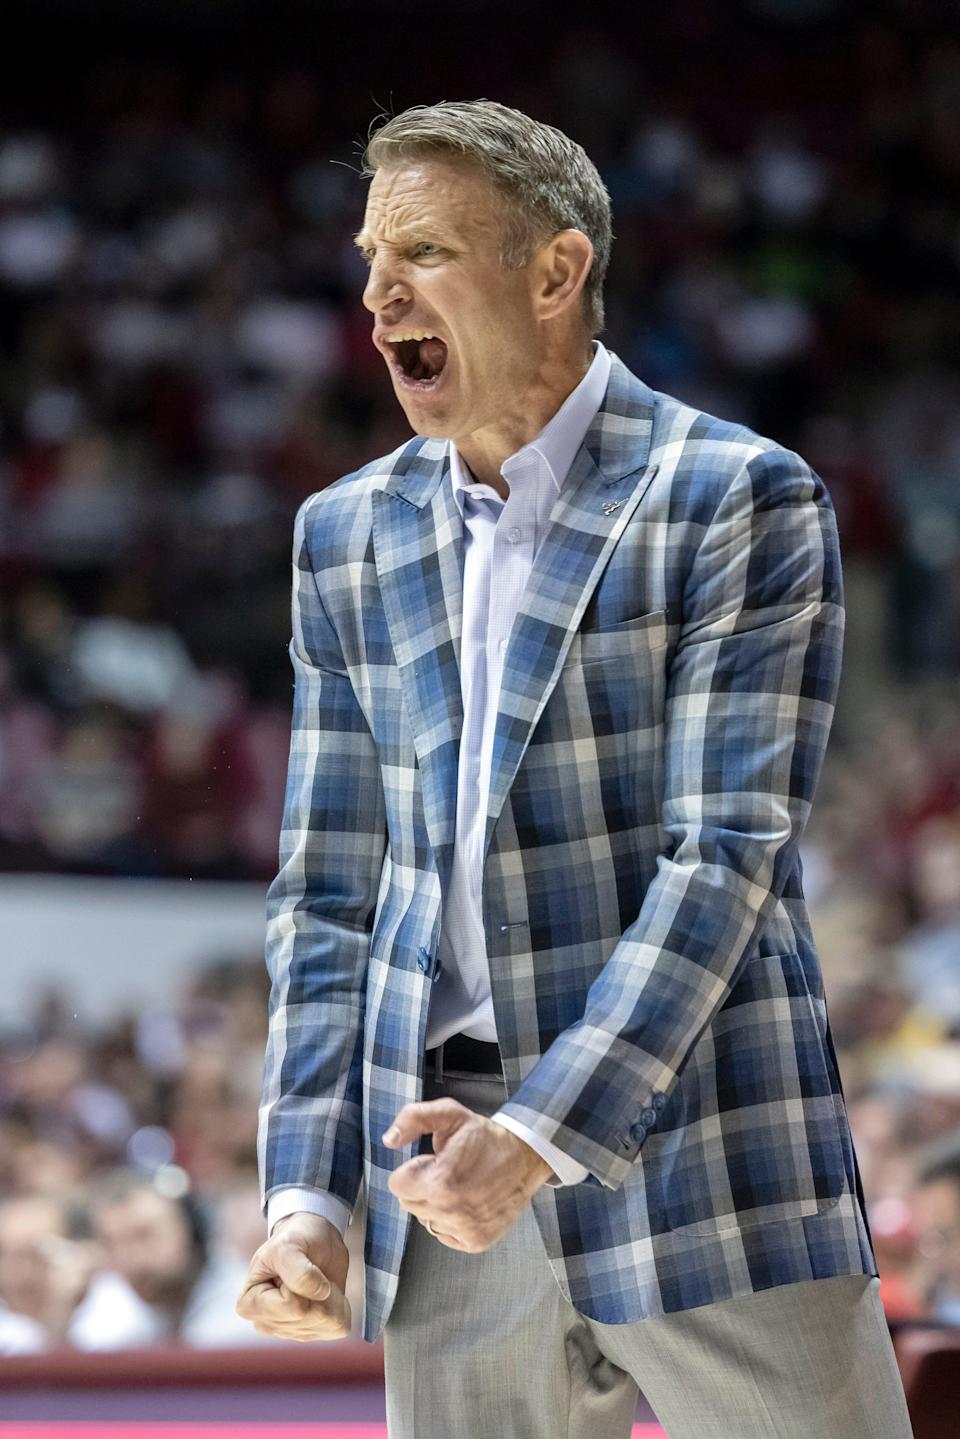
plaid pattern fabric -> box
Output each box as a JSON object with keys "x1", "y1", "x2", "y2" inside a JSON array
[{"x1": 258, "y1": 352, "x2": 877, "y2": 1342}]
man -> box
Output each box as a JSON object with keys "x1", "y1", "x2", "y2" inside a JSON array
[
  {"x1": 238, "y1": 101, "x2": 913, "y2": 1437},
  {"x1": 71, "y1": 1170, "x2": 267, "y2": 1348},
  {"x1": 0, "y1": 1192, "x2": 95, "y2": 1350}
]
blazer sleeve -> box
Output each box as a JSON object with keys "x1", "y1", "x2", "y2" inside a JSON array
[
  {"x1": 257, "y1": 493, "x2": 388, "y2": 1219},
  {"x1": 493, "y1": 445, "x2": 845, "y2": 1189}
]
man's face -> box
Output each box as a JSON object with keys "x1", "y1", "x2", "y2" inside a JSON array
[
  {"x1": 357, "y1": 158, "x2": 544, "y2": 445},
  {"x1": 95, "y1": 1190, "x2": 195, "y2": 1306},
  {"x1": 0, "y1": 1198, "x2": 66, "y2": 1317}
]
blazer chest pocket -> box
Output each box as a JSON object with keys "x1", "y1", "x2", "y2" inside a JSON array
[{"x1": 574, "y1": 608, "x2": 668, "y2": 667}]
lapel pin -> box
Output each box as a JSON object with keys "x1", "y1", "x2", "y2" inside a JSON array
[{"x1": 602, "y1": 498, "x2": 625, "y2": 515}]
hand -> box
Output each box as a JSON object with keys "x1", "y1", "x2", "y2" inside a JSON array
[
  {"x1": 383, "y1": 1098, "x2": 554, "y2": 1253},
  {"x1": 235, "y1": 1213, "x2": 351, "y2": 1342}
]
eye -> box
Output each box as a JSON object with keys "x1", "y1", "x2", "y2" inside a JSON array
[{"x1": 414, "y1": 242, "x2": 441, "y2": 258}]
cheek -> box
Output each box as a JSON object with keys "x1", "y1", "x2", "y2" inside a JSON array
[
  {"x1": 461, "y1": 319, "x2": 528, "y2": 379},
  {"x1": 445, "y1": 272, "x2": 525, "y2": 341}
]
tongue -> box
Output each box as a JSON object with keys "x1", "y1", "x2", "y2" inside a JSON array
[{"x1": 419, "y1": 338, "x2": 447, "y2": 376}]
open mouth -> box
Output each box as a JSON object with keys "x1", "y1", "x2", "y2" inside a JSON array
[{"x1": 387, "y1": 334, "x2": 449, "y2": 388}]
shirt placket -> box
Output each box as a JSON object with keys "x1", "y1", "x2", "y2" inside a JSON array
[
  {"x1": 458, "y1": 490, "x2": 499, "y2": 922},
  {"x1": 480, "y1": 462, "x2": 537, "y2": 810}
]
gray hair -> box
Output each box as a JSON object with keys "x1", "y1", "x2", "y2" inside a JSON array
[{"x1": 360, "y1": 99, "x2": 613, "y2": 336}]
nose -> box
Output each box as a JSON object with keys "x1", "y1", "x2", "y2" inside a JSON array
[{"x1": 362, "y1": 250, "x2": 412, "y2": 316}]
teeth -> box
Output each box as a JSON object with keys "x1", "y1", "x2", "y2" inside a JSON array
[{"x1": 388, "y1": 331, "x2": 440, "y2": 342}]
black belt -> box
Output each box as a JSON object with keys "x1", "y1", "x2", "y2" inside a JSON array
[{"x1": 426, "y1": 1033, "x2": 503, "y2": 1076}]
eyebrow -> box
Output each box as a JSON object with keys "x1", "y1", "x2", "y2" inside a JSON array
[{"x1": 352, "y1": 226, "x2": 457, "y2": 252}]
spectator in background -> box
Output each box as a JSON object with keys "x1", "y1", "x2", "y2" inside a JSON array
[
  {"x1": 899, "y1": 818, "x2": 960, "y2": 1033},
  {"x1": 69, "y1": 1169, "x2": 278, "y2": 1348},
  {"x1": 911, "y1": 1133, "x2": 960, "y2": 1326},
  {"x1": 0, "y1": 1192, "x2": 99, "y2": 1350}
]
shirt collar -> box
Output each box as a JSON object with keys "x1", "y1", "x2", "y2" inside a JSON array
[{"x1": 449, "y1": 340, "x2": 611, "y2": 512}]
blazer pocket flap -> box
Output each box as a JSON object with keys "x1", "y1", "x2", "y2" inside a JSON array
[{"x1": 575, "y1": 608, "x2": 669, "y2": 663}]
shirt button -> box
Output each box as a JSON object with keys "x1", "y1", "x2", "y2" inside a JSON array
[
  {"x1": 499, "y1": 638, "x2": 507, "y2": 652},
  {"x1": 507, "y1": 527, "x2": 521, "y2": 543}
]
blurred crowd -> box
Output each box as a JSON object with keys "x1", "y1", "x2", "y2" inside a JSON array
[
  {"x1": 2, "y1": 6, "x2": 960, "y2": 877},
  {"x1": 0, "y1": 0, "x2": 958, "y2": 1349},
  {"x1": 0, "y1": 956, "x2": 367, "y2": 1351},
  {"x1": 803, "y1": 682, "x2": 960, "y2": 1326}
]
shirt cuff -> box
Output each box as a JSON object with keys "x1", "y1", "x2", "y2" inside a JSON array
[
  {"x1": 490, "y1": 1112, "x2": 590, "y2": 1187},
  {"x1": 266, "y1": 1186, "x2": 353, "y2": 1238}
]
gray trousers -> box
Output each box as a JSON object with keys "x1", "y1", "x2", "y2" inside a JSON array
[{"x1": 382, "y1": 1067, "x2": 913, "y2": 1439}]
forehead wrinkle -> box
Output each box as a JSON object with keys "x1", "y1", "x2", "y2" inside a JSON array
[
  {"x1": 355, "y1": 219, "x2": 459, "y2": 250},
  {"x1": 362, "y1": 163, "x2": 503, "y2": 249},
  {"x1": 362, "y1": 199, "x2": 463, "y2": 246}
]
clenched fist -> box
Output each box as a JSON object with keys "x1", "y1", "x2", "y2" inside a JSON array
[{"x1": 235, "y1": 1212, "x2": 351, "y2": 1342}]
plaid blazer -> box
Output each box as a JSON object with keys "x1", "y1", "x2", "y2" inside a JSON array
[{"x1": 258, "y1": 352, "x2": 877, "y2": 1343}]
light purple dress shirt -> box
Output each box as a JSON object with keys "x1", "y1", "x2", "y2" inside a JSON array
[{"x1": 267, "y1": 341, "x2": 611, "y2": 1236}]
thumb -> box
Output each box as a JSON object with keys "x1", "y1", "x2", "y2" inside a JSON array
[
  {"x1": 382, "y1": 1097, "x2": 470, "y2": 1148},
  {"x1": 274, "y1": 1246, "x2": 332, "y2": 1302}
]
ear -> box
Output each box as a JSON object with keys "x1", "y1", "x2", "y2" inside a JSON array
[{"x1": 533, "y1": 229, "x2": 594, "y2": 322}]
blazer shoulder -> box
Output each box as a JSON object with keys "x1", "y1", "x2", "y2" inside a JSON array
[
  {"x1": 295, "y1": 434, "x2": 434, "y2": 553},
  {"x1": 649, "y1": 385, "x2": 780, "y2": 463},
  {"x1": 648, "y1": 386, "x2": 831, "y2": 512}
]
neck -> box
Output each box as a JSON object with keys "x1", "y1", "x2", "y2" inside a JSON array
[{"x1": 454, "y1": 342, "x2": 593, "y2": 497}]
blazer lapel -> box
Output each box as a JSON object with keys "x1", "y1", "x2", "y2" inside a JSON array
[
  {"x1": 482, "y1": 354, "x2": 659, "y2": 862},
  {"x1": 371, "y1": 353, "x2": 660, "y2": 899},
  {"x1": 372, "y1": 438, "x2": 465, "y2": 904}
]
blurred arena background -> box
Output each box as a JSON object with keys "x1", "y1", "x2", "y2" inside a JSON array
[{"x1": 1, "y1": 0, "x2": 959, "y2": 1432}]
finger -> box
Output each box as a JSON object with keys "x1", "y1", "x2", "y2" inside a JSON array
[
  {"x1": 264, "y1": 1287, "x2": 353, "y2": 1337},
  {"x1": 392, "y1": 1195, "x2": 468, "y2": 1247},
  {"x1": 387, "y1": 1154, "x2": 438, "y2": 1200},
  {"x1": 421, "y1": 1216, "x2": 469, "y2": 1250},
  {"x1": 277, "y1": 1281, "x2": 311, "y2": 1315},
  {"x1": 241, "y1": 1281, "x2": 299, "y2": 1321},
  {"x1": 390, "y1": 1193, "x2": 435, "y2": 1218},
  {"x1": 274, "y1": 1249, "x2": 332, "y2": 1302},
  {"x1": 433, "y1": 1230, "x2": 468, "y2": 1251},
  {"x1": 243, "y1": 1279, "x2": 347, "y2": 1334},
  {"x1": 253, "y1": 1309, "x2": 351, "y2": 1343},
  {"x1": 390, "y1": 1195, "x2": 461, "y2": 1244},
  {"x1": 236, "y1": 1277, "x2": 279, "y2": 1318},
  {"x1": 240, "y1": 1242, "x2": 286, "y2": 1290},
  {"x1": 382, "y1": 1098, "x2": 470, "y2": 1148},
  {"x1": 252, "y1": 1302, "x2": 341, "y2": 1334},
  {"x1": 272, "y1": 1260, "x2": 351, "y2": 1333}
]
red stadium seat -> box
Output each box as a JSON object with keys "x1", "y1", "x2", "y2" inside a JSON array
[{"x1": 894, "y1": 1325, "x2": 960, "y2": 1439}]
